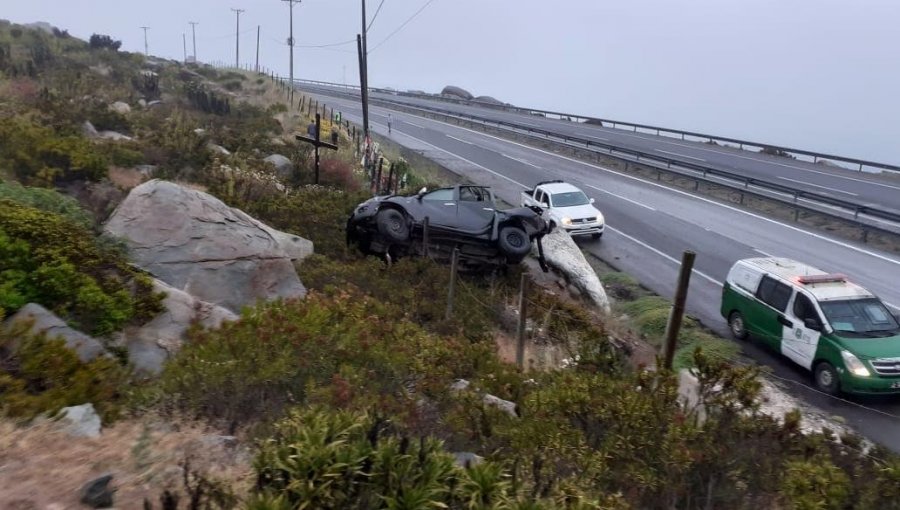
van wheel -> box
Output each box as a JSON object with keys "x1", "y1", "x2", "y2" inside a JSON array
[
  {"x1": 814, "y1": 362, "x2": 840, "y2": 395},
  {"x1": 728, "y1": 311, "x2": 748, "y2": 340}
]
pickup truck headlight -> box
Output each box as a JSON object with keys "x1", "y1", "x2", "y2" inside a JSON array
[
  {"x1": 841, "y1": 350, "x2": 870, "y2": 377},
  {"x1": 596, "y1": 214, "x2": 605, "y2": 225},
  {"x1": 561, "y1": 217, "x2": 572, "y2": 226}
]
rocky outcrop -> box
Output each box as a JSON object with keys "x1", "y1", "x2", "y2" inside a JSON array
[
  {"x1": 59, "y1": 404, "x2": 102, "y2": 438},
  {"x1": 4, "y1": 304, "x2": 106, "y2": 362},
  {"x1": 104, "y1": 180, "x2": 312, "y2": 313},
  {"x1": 440, "y1": 85, "x2": 474, "y2": 101},
  {"x1": 119, "y1": 278, "x2": 238, "y2": 375},
  {"x1": 264, "y1": 154, "x2": 294, "y2": 179},
  {"x1": 535, "y1": 229, "x2": 611, "y2": 313},
  {"x1": 475, "y1": 95, "x2": 504, "y2": 105}
]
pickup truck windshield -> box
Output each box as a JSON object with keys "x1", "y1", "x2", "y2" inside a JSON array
[
  {"x1": 820, "y1": 298, "x2": 900, "y2": 337},
  {"x1": 551, "y1": 191, "x2": 590, "y2": 207}
]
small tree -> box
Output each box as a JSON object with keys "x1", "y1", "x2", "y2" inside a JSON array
[{"x1": 88, "y1": 34, "x2": 121, "y2": 51}]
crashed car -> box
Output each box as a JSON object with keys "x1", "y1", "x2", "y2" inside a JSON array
[{"x1": 346, "y1": 184, "x2": 551, "y2": 269}]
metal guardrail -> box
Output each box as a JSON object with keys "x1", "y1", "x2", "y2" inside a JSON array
[{"x1": 291, "y1": 78, "x2": 900, "y2": 176}]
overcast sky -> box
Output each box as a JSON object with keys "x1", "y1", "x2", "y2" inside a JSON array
[{"x1": 5, "y1": 0, "x2": 899, "y2": 163}]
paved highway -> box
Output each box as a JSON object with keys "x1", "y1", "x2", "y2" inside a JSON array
[
  {"x1": 302, "y1": 83, "x2": 900, "y2": 215},
  {"x1": 304, "y1": 89, "x2": 900, "y2": 452}
]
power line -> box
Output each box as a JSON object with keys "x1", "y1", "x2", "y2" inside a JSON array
[
  {"x1": 366, "y1": 0, "x2": 387, "y2": 32},
  {"x1": 368, "y1": 0, "x2": 436, "y2": 53}
]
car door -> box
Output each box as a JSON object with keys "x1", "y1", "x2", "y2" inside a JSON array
[
  {"x1": 752, "y1": 275, "x2": 793, "y2": 351},
  {"x1": 417, "y1": 188, "x2": 457, "y2": 228},
  {"x1": 781, "y1": 291, "x2": 823, "y2": 370},
  {"x1": 456, "y1": 186, "x2": 495, "y2": 234}
]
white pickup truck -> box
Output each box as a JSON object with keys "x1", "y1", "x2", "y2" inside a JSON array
[{"x1": 520, "y1": 180, "x2": 605, "y2": 238}]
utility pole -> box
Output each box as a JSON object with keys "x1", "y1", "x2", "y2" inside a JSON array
[
  {"x1": 360, "y1": 0, "x2": 370, "y2": 140},
  {"x1": 140, "y1": 26, "x2": 150, "y2": 56},
  {"x1": 255, "y1": 25, "x2": 260, "y2": 72},
  {"x1": 182, "y1": 33, "x2": 187, "y2": 62},
  {"x1": 189, "y1": 21, "x2": 199, "y2": 62},
  {"x1": 282, "y1": 0, "x2": 300, "y2": 102},
  {"x1": 231, "y1": 8, "x2": 245, "y2": 68},
  {"x1": 356, "y1": 34, "x2": 369, "y2": 162}
]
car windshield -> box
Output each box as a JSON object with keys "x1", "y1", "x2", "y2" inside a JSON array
[
  {"x1": 819, "y1": 298, "x2": 900, "y2": 337},
  {"x1": 551, "y1": 191, "x2": 589, "y2": 207}
]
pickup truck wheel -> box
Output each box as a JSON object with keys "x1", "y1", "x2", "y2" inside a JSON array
[
  {"x1": 376, "y1": 209, "x2": 409, "y2": 243},
  {"x1": 498, "y1": 226, "x2": 530, "y2": 258},
  {"x1": 592, "y1": 232, "x2": 602, "y2": 240}
]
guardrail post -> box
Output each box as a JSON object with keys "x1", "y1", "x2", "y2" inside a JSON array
[
  {"x1": 422, "y1": 217, "x2": 430, "y2": 257},
  {"x1": 446, "y1": 247, "x2": 459, "y2": 321}
]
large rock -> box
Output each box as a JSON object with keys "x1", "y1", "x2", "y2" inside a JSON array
[
  {"x1": 4, "y1": 304, "x2": 106, "y2": 362},
  {"x1": 440, "y1": 85, "x2": 474, "y2": 101},
  {"x1": 264, "y1": 154, "x2": 294, "y2": 179},
  {"x1": 79, "y1": 474, "x2": 114, "y2": 508},
  {"x1": 207, "y1": 142, "x2": 231, "y2": 156},
  {"x1": 120, "y1": 278, "x2": 238, "y2": 374},
  {"x1": 59, "y1": 404, "x2": 102, "y2": 438},
  {"x1": 108, "y1": 101, "x2": 131, "y2": 115},
  {"x1": 104, "y1": 180, "x2": 312, "y2": 312},
  {"x1": 82, "y1": 120, "x2": 99, "y2": 138},
  {"x1": 97, "y1": 130, "x2": 133, "y2": 141},
  {"x1": 535, "y1": 229, "x2": 611, "y2": 313}
]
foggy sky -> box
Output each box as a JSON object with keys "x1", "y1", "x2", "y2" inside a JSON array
[{"x1": 5, "y1": 0, "x2": 899, "y2": 163}]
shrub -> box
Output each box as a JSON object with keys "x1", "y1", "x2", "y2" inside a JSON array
[
  {"x1": 0, "y1": 322, "x2": 128, "y2": 421},
  {"x1": 0, "y1": 181, "x2": 93, "y2": 228},
  {"x1": 0, "y1": 200, "x2": 164, "y2": 335},
  {"x1": 780, "y1": 457, "x2": 850, "y2": 510},
  {"x1": 88, "y1": 34, "x2": 121, "y2": 51},
  {"x1": 0, "y1": 116, "x2": 108, "y2": 185},
  {"x1": 222, "y1": 80, "x2": 242, "y2": 92}
]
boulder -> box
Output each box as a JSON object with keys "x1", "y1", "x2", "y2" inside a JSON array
[
  {"x1": 82, "y1": 120, "x2": 99, "y2": 139},
  {"x1": 104, "y1": 180, "x2": 312, "y2": 312},
  {"x1": 207, "y1": 142, "x2": 231, "y2": 156},
  {"x1": 108, "y1": 101, "x2": 131, "y2": 115},
  {"x1": 138, "y1": 98, "x2": 148, "y2": 108},
  {"x1": 4, "y1": 304, "x2": 106, "y2": 362},
  {"x1": 264, "y1": 154, "x2": 294, "y2": 179},
  {"x1": 453, "y1": 452, "x2": 484, "y2": 468},
  {"x1": 135, "y1": 164, "x2": 157, "y2": 177},
  {"x1": 59, "y1": 403, "x2": 102, "y2": 438},
  {"x1": 440, "y1": 85, "x2": 473, "y2": 101},
  {"x1": 534, "y1": 229, "x2": 611, "y2": 313},
  {"x1": 97, "y1": 130, "x2": 133, "y2": 141},
  {"x1": 79, "y1": 474, "x2": 114, "y2": 508},
  {"x1": 120, "y1": 278, "x2": 238, "y2": 374},
  {"x1": 483, "y1": 394, "x2": 517, "y2": 417}
]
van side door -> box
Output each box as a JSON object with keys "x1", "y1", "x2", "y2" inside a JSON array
[
  {"x1": 753, "y1": 275, "x2": 794, "y2": 350},
  {"x1": 781, "y1": 291, "x2": 823, "y2": 370}
]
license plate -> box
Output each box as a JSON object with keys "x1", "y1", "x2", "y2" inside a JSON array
[{"x1": 892, "y1": 382, "x2": 900, "y2": 389}]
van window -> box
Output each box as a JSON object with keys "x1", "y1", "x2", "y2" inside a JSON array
[
  {"x1": 756, "y1": 276, "x2": 792, "y2": 312},
  {"x1": 793, "y1": 293, "x2": 820, "y2": 323},
  {"x1": 820, "y1": 298, "x2": 900, "y2": 336}
]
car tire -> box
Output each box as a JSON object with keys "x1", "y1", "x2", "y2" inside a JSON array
[
  {"x1": 592, "y1": 232, "x2": 603, "y2": 240},
  {"x1": 376, "y1": 209, "x2": 409, "y2": 243},
  {"x1": 728, "y1": 311, "x2": 748, "y2": 340},
  {"x1": 814, "y1": 362, "x2": 840, "y2": 395},
  {"x1": 498, "y1": 226, "x2": 531, "y2": 258}
]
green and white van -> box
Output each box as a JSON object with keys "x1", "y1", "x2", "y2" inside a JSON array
[{"x1": 721, "y1": 257, "x2": 900, "y2": 395}]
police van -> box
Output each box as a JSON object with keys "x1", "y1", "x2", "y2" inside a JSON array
[{"x1": 721, "y1": 258, "x2": 900, "y2": 395}]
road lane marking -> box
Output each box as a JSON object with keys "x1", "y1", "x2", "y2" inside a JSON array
[
  {"x1": 404, "y1": 121, "x2": 426, "y2": 129},
  {"x1": 399, "y1": 115, "x2": 900, "y2": 268},
  {"x1": 446, "y1": 135, "x2": 474, "y2": 145},
  {"x1": 754, "y1": 248, "x2": 776, "y2": 257},
  {"x1": 777, "y1": 176, "x2": 858, "y2": 196},
  {"x1": 502, "y1": 153, "x2": 541, "y2": 169},
  {"x1": 584, "y1": 184, "x2": 656, "y2": 211},
  {"x1": 607, "y1": 226, "x2": 721, "y2": 286},
  {"x1": 794, "y1": 167, "x2": 900, "y2": 192},
  {"x1": 656, "y1": 149, "x2": 706, "y2": 162},
  {"x1": 586, "y1": 135, "x2": 610, "y2": 141}
]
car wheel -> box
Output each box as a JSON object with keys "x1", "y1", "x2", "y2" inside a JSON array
[
  {"x1": 728, "y1": 311, "x2": 748, "y2": 340},
  {"x1": 376, "y1": 209, "x2": 409, "y2": 243},
  {"x1": 592, "y1": 232, "x2": 603, "y2": 240},
  {"x1": 498, "y1": 226, "x2": 531, "y2": 258},
  {"x1": 814, "y1": 362, "x2": 840, "y2": 395}
]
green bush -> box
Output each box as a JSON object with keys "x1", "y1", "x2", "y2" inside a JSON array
[
  {"x1": 0, "y1": 181, "x2": 93, "y2": 228},
  {"x1": 0, "y1": 323, "x2": 128, "y2": 421},
  {"x1": 0, "y1": 200, "x2": 164, "y2": 335},
  {"x1": 620, "y1": 295, "x2": 669, "y2": 317},
  {"x1": 222, "y1": 80, "x2": 242, "y2": 92},
  {"x1": 780, "y1": 457, "x2": 850, "y2": 510},
  {"x1": 0, "y1": 116, "x2": 108, "y2": 185}
]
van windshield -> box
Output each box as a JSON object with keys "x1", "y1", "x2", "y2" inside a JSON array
[
  {"x1": 819, "y1": 298, "x2": 900, "y2": 338},
  {"x1": 551, "y1": 191, "x2": 590, "y2": 207}
]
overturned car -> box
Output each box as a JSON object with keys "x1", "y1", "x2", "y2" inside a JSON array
[{"x1": 346, "y1": 185, "x2": 551, "y2": 269}]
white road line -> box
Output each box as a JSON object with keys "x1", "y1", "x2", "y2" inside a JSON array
[
  {"x1": 656, "y1": 149, "x2": 706, "y2": 162},
  {"x1": 404, "y1": 121, "x2": 426, "y2": 129},
  {"x1": 518, "y1": 121, "x2": 541, "y2": 127},
  {"x1": 404, "y1": 115, "x2": 900, "y2": 268},
  {"x1": 777, "y1": 176, "x2": 858, "y2": 196},
  {"x1": 587, "y1": 135, "x2": 609, "y2": 142},
  {"x1": 584, "y1": 184, "x2": 656, "y2": 211},
  {"x1": 754, "y1": 248, "x2": 776, "y2": 257},
  {"x1": 502, "y1": 153, "x2": 541, "y2": 169},
  {"x1": 608, "y1": 226, "x2": 721, "y2": 286},
  {"x1": 446, "y1": 135, "x2": 474, "y2": 145},
  {"x1": 795, "y1": 167, "x2": 900, "y2": 192}
]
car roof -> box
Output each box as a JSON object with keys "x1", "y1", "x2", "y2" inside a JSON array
[
  {"x1": 739, "y1": 257, "x2": 874, "y2": 302},
  {"x1": 539, "y1": 182, "x2": 582, "y2": 194}
]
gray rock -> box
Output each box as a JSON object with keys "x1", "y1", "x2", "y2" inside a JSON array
[
  {"x1": 263, "y1": 154, "x2": 294, "y2": 179},
  {"x1": 120, "y1": 278, "x2": 238, "y2": 374},
  {"x1": 474, "y1": 95, "x2": 504, "y2": 105},
  {"x1": 79, "y1": 474, "x2": 114, "y2": 508},
  {"x1": 483, "y1": 394, "x2": 517, "y2": 417},
  {"x1": 440, "y1": 85, "x2": 473, "y2": 100},
  {"x1": 138, "y1": 98, "x2": 148, "y2": 108},
  {"x1": 97, "y1": 130, "x2": 133, "y2": 141},
  {"x1": 193, "y1": 128, "x2": 207, "y2": 136},
  {"x1": 82, "y1": 120, "x2": 99, "y2": 139},
  {"x1": 59, "y1": 404, "x2": 102, "y2": 438},
  {"x1": 450, "y1": 379, "x2": 471, "y2": 392},
  {"x1": 207, "y1": 143, "x2": 231, "y2": 156},
  {"x1": 108, "y1": 101, "x2": 131, "y2": 115},
  {"x1": 90, "y1": 64, "x2": 112, "y2": 77},
  {"x1": 453, "y1": 452, "x2": 484, "y2": 468},
  {"x1": 4, "y1": 304, "x2": 106, "y2": 362},
  {"x1": 104, "y1": 180, "x2": 312, "y2": 313},
  {"x1": 147, "y1": 99, "x2": 162, "y2": 107},
  {"x1": 533, "y1": 229, "x2": 610, "y2": 313},
  {"x1": 135, "y1": 164, "x2": 157, "y2": 177}
]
